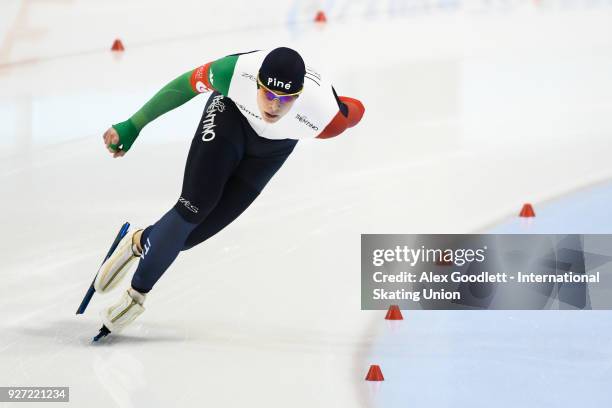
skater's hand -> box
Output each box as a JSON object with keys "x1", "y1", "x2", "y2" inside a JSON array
[{"x1": 103, "y1": 127, "x2": 126, "y2": 158}]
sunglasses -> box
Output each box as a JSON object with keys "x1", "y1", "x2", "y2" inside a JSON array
[{"x1": 257, "y1": 78, "x2": 302, "y2": 105}]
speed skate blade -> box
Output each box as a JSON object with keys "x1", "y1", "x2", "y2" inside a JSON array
[
  {"x1": 92, "y1": 325, "x2": 111, "y2": 342},
  {"x1": 76, "y1": 222, "x2": 130, "y2": 315}
]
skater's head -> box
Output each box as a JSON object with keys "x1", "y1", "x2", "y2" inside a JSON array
[{"x1": 257, "y1": 47, "x2": 305, "y2": 123}]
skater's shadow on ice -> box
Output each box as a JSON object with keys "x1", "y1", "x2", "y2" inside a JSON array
[
  {"x1": 93, "y1": 332, "x2": 188, "y2": 346},
  {"x1": 14, "y1": 319, "x2": 189, "y2": 346}
]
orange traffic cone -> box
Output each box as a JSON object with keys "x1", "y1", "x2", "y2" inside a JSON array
[
  {"x1": 314, "y1": 11, "x2": 327, "y2": 23},
  {"x1": 385, "y1": 305, "x2": 403, "y2": 320},
  {"x1": 519, "y1": 203, "x2": 535, "y2": 217},
  {"x1": 111, "y1": 39, "x2": 125, "y2": 52},
  {"x1": 365, "y1": 365, "x2": 384, "y2": 381}
]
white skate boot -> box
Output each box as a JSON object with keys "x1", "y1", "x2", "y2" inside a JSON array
[
  {"x1": 101, "y1": 287, "x2": 146, "y2": 334},
  {"x1": 94, "y1": 228, "x2": 142, "y2": 294}
]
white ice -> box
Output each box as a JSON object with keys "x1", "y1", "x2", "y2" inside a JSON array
[{"x1": 2, "y1": 1, "x2": 612, "y2": 407}]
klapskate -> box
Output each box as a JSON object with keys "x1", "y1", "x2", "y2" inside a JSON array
[
  {"x1": 93, "y1": 227, "x2": 143, "y2": 293},
  {"x1": 94, "y1": 287, "x2": 146, "y2": 341}
]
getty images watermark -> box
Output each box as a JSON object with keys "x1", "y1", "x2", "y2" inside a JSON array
[{"x1": 361, "y1": 234, "x2": 612, "y2": 310}]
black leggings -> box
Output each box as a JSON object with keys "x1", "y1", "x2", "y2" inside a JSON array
[{"x1": 131, "y1": 92, "x2": 297, "y2": 293}]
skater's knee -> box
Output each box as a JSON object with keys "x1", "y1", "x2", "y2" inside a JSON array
[
  {"x1": 182, "y1": 228, "x2": 207, "y2": 251},
  {"x1": 173, "y1": 197, "x2": 208, "y2": 224}
]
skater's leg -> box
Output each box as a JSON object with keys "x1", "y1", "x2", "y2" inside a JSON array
[
  {"x1": 182, "y1": 175, "x2": 260, "y2": 250},
  {"x1": 183, "y1": 139, "x2": 298, "y2": 249},
  {"x1": 130, "y1": 92, "x2": 245, "y2": 293},
  {"x1": 130, "y1": 208, "x2": 198, "y2": 293}
]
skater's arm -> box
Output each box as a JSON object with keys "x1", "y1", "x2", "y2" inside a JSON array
[
  {"x1": 338, "y1": 96, "x2": 365, "y2": 128},
  {"x1": 316, "y1": 88, "x2": 365, "y2": 139},
  {"x1": 108, "y1": 71, "x2": 198, "y2": 152},
  {"x1": 109, "y1": 55, "x2": 239, "y2": 153}
]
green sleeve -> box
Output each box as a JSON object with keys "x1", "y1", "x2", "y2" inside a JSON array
[
  {"x1": 110, "y1": 70, "x2": 198, "y2": 152},
  {"x1": 208, "y1": 55, "x2": 238, "y2": 96},
  {"x1": 110, "y1": 54, "x2": 239, "y2": 152}
]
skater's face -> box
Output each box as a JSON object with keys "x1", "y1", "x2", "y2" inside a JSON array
[{"x1": 256, "y1": 81, "x2": 300, "y2": 123}]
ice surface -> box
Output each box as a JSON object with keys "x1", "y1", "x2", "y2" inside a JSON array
[{"x1": 2, "y1": 1, "x2": 612, "y2": 407}]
